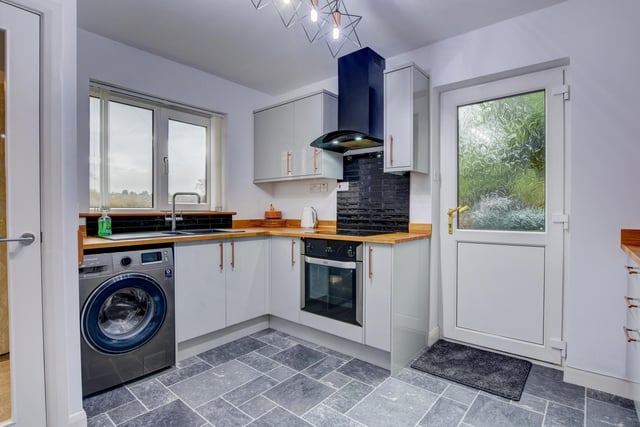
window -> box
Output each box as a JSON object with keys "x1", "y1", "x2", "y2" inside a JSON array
[{"x1": 89, "y1": 86, "x2": 222, "y2": 211}]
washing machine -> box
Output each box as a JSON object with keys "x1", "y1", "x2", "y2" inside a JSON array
[{"x1": 79, "y1": 246, "x2": 175, "y2": 397}]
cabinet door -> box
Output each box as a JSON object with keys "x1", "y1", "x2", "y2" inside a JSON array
[
  {"x1": 270, "y1": 237, "x2": 301, "y2": 322},
  {"x1": 254, "y1": 103, "x2": 294, "y2": 181},
  {"x1": 626, "y1": 258, "x2": 640, "y2": 383},
  {"x1": 175, "y1": 241, "x2": 226, "y2": 342},
  {"x1": 226, "y1": 237, "x2": 268, "y2": 326},
  {"x1": 385, "y1": 66, "x2": 412, "y2": 170},
  {"x1": 293, "y1": 94, "x2": 324, "y2": 176},
  {"x1": 364, "y1": 243, "x2": 392, "y2": 351}
]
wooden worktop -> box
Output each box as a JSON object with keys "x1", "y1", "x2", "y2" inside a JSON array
[
  {"x1": 621, "y1": 229, "x2": 640, "y2": 265},
  {"x1": 82, "y1": 224, "x2": 431, "y2": 251}
]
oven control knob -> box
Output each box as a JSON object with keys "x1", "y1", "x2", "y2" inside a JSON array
[
  {"x1": 120, "y1": 256, "x2": 132, "y2": 267},
  {"x1": 347, "y1": 247, "x2": 355, "y2": 258}
]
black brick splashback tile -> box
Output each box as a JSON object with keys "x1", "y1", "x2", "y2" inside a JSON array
[
  {"x1": 86, "y1": 214, "x2": 233, "y2": 236},
  {"x1": 337, "y1": 152, "x2": 409, "y2": 233}
]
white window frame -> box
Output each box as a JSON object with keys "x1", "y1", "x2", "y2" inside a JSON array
[{"x1": 90, "y1": 85, "x2": 222, "y2": 212}]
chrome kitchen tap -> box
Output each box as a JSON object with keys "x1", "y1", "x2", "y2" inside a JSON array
[{"x1": 167, "y1": 192, "x2": 201, "y2": 232}]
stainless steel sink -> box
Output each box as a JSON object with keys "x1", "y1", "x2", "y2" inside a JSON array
[
  {"x1": 177, "y1": 229, "x2": 243, "y2": 235},
  {"x1": 99, "y1": 229, "x2": 243, "y2": 240}
]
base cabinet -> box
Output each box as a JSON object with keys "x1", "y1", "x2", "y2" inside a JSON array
[
  {"x1": 270, "y1": 237, "x2": 301, "y2": 322},
  {"x1": 625, "y1": 256, "x2": 640, "y2": 408},
  {"x1": 364, "y1": 243, "x2": 392, "y2": 351},
  {"x1": 175, "y1": 237, "x2": 267, "y2": 343}
]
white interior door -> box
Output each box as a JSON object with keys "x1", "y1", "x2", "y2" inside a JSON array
[
  {"x1": 441, "y1": 68, "x2": 566, "y2": 364},
  {"x1": 0, "y1": 2, "x2": 46, "y2": 426}
]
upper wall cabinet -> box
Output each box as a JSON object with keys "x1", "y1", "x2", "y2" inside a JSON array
[
  {"x1": 384, "y1": 64, "x2": 430, "y2": 174},
  {"x1": 254, "y1": 91, "x2": 343, "y2": 183}
]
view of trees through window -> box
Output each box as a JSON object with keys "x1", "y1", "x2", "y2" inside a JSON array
[{"x1": 458, "y1": 90, "x2": 545, "y2": 231}]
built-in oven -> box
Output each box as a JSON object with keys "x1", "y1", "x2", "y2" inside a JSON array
[{"x1": 301, "y1": 238, "x2": 363, "y2": 326}]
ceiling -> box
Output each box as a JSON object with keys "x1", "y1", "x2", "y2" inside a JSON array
[{"x1": 77, "y1": 0, "x2": 565, "y2": 96}]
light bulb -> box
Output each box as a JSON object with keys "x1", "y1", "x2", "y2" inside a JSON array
[
  {"x1": 332, "y1": 26, "x2": 340, "y2": 40},
  {"x1": 310, "y1": 8, "x2": 318, "y2": 22},
  {"x1": 284, "y1": 0, "x2": 290, "y2": 4}
]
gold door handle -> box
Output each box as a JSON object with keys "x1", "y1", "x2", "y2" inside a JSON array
[
  {"x1": 368, "y1": 246, "x2": 373, "y2": 279},
  {"x1": 624, "y1": 326, "x2": 639, "y2": 343},
  {"x1": 389, "y1": 134, "x2": 394, "y2": 166},
  {"x1": 625, "y1": 296, "x2": 640, "y2": 309},
  {"x1": 230, "y1": 240, "x2": 235, "y2": 270},
  {"x1": 313, "y1": 149, "x2": 318, "y2": 173},
  {"x1": 291, "y1": 239, "x2": 296, "y2": 267},
  {"x1": 219, "y1": 242, "x2": 224, "y2": 271},
  {"x1": 447, "y1": 205, "x2": 469, "y2": 235}
]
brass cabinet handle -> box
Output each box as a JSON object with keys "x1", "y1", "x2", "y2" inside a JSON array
[
  {"x1": 286, "y1": 151, "x2": 292, "y2": 175},
  {"x1": 389, "y1": 134, "x2": 394, "y2": 166},
  {"x1": 219, "y1": 242, "x2": 224, "y2": 271},
  {"x1": 231, "y1": 240, "x2": 235, "y2": 270},
  {"x1": 291, "y1": 239, "x2": 296, "y2": 267},
  {"x1": 624, "y1": 326, "x2": 639, "y2": 342},
  {"x1": 368, "y1": 246, "x2": 373, "y2": 279},
  {"x1": 626, "y1": 265, "x2": 640, "y2": 275},
  {"x1": 625, "y1": 296, "x2": 639, "y2": 309},
  {"x1": 313, "y1": 149, "x2": 318, "y2": 172}
]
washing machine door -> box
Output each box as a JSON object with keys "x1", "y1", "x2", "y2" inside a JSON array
[{"x1": 81, "y1": 273, "x2": 167, "y2": 354}]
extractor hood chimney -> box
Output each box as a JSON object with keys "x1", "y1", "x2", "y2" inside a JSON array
[{"x1": 310, "y1": 47, "x2": 385, "y2": 153}]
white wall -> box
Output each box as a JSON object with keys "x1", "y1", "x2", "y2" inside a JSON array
[{"x1": 77, "y1": 30, "x2": 276, "y2": 219}]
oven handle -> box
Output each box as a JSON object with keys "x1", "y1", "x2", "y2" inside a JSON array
[{"x1": 304, "y1": 256, "x2": 357, "y2": 269}]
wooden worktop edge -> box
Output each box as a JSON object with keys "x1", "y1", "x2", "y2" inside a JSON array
[
  {"x1": 621, "y1": 229, "x2": 640, "y2": 266},
  {"x1": 80, "y1": 211, "x2": 236, "y2": 217}
]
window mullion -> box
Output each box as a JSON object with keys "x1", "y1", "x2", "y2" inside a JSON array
[
  {"x1": 156, "y1": 107, "x2": 169, "y2": 212},
  {"x1": 100, "y1": 91, "x2": 110, "y2": 210}
]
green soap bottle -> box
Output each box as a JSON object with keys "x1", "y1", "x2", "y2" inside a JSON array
[{"x1": 98, "y1": 210, "x2": 112, "y2": 236}]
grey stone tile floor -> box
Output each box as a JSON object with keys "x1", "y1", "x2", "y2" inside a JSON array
[{"x1": 84, "y1": 329, "x2": 640, "y2": 426}]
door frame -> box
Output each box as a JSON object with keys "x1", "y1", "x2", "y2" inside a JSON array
[
  {"x1": 1, "y1": 0, "x2": 82, "y2": 426},
  {"x1": 439, "y1": 67, "x2": 568, "y2": 364}
]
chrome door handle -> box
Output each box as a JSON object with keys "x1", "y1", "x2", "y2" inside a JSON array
[{"x1": 0, "y1": 233, "x2": 36, "y2": 245}]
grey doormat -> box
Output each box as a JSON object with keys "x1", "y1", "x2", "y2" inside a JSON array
[{"x1": 410, "y1": 340, "x2": 532, "y2": 401}]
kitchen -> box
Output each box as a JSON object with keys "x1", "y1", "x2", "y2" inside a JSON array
[{"x1": 1, "y1": 0, "x2": 640, "y2": 426}]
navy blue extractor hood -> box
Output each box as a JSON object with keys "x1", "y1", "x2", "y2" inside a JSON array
[{"x1": 311, "y1": 47, "x2": 385, "y2": 153}]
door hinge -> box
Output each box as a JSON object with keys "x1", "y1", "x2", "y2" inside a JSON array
[
  {"x1": 552, "y1": 213, "x2": 569, "y2": 230},
  {"x1": 552, "y1": 84, "x2": 570, "y2": 101},
  {"x1": 551, "y1": 339, "x2": 567, "y2": 359}
]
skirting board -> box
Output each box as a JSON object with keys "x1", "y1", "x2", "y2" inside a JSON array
[
  {"x1": 428, "y1": 326, "x2": 440, "y2": 347},
  {"x1": 68, "y1": 410, "x2": 88, "y2": 427},
  {"x1": 564, "y1": 366, "x2": 635, "y2": 400}
]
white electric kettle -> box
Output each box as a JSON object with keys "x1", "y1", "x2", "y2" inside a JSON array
[{"x1": 301, "y1": 206, "x2": 317, "y2": 228}]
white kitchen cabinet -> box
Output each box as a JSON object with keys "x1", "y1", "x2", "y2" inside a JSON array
[
  {"x1": 174, "y1": 240, "x2": 226, "y2": 342},
  {"x1": 384, "y1": 64, "x2": 430, "y2": 174},
  {"x1": 364, "y1": 243, "x2": 392, "y2": 351},
  {"x1": 226, "y1": 237, "x2": 268, "y2": 326},
  {"x1": 270, "y1": 237, "x2": 301, "y2": 322},
  {"x1": 175, "y1": 237, "x2": 267, "y2": 343},
  {"x1": 625, "y1": 257, "x2": 640, "y2": 382},
  {"x1": 254, "y1": 91, "x2": 342, "y2": 182}
]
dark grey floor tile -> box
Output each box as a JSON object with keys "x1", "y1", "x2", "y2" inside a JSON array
[
  {"x1": 239, "y1": 395, "x2": 277, "y2": 419},
  {"x1": 304, "y1": 404, "x2": 363, "y2": 427},
  {"x1": 587, "y1": 388, "x2": 636, "y2": 410},
  {"x1": 321, "y1": 371, "x2": 352, "y2": 389},
  {"x1": 315, "y1": 346, "x2": 351, "y2": 360},
  {"x1": 544, "y1": 401, "x2": 584, "y2": 426},
  {"x1": 418, "y1": 397, "x2": 467, "y2": 427},
  {"x1": 257, "y1": 333, "x2": 297, "y2": 350},
  {"x1": 337, "y1": 359, "x2": 390, "y2": 387},
  {"x1": 288, "y1": 336, "x2": 320, "y2": 349},
  {"x1": 169, "y1": 360, "x2": 261, "y2": 407},
  {"x1": 443, "y1": 383, "x2": 478, "y2": 405},
  {"x1": 87, "y1": 413, "x2": 115, "y2": 427},
  {"x1": 348, "y1": 378, "x2": 437, "y2": 426},
  {"x1": 238, "y1": 352, "x2": 281, "y2": 372},
  {"x1": 324, "y1": 380, "x2": 374, "y2": 414},
  {"x1": 463, "y1": 394, "x2": 543, "y2": 427},
  {"x1": 523, "y1": 365, "x2": 585, "y2": 409},
  {"x1": 176, "y1": 356, "x2": 201, "y2": 368},
  {"x1": 107, "y1": 400, "x2": 146, "y2": 424},
  {"x1": 83, "y1": 386, "x2": 137, "y2": 418},
  {"x1": 263, "y1": 373, "x2": 335, "y2": 415},
  {"x1": 198, "y1": 336, "x2": 266, "y2": 366},
  {"x1": 586, "y1": 398, "x2": 640, "y2": 427},
  {"x1": 248, "y1": 406, "x2": 312, "y2": 427},
  {"x1": 303, "y1": 356, "x2": 346, "y2": 379},
  {"x1": 251, "y1": 328, "x2": 277, "y2": 338},
  {"x1": 223, "y1": 375, "x2": 279, "y2": 406},
  {"x1": 196, "y1": 397, "x2": 252, "y2": 427},
  {"x1": 119, "y1": 400, "x2": 205, "y2": 427},
  {"x1": 396, "y1": 368, "x2": 448, "y2": 394},
  {"x1": 157, "y1": 360, "x2": 212, "y2": 386},
  {"x1": 270, "y1": 344, "x2": 327, "y2": 371},
  {"x1": 514, "y1": 393, "x2": 548, "y2": 414},
  {"x1": 256, "y1": 344, "x2": 281, "y2": 358},
  {"x1": 128, "y1": 378, "x2": 176, "y2": 410},
  {"x1": 266, "y1": 365, "x2": 297, "y2": 382}
]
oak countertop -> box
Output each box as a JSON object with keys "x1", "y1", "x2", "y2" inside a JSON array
[
  {"x1": 82, "y1": 226, "x2": 431, "y2": 251},
  {"x1": 621, "y1": 229, "x2": 640, "y2": 265}
]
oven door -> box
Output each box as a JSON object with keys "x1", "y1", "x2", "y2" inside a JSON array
[{"x1": 302, "y1": 256, "x2": 363, "y2": 326}]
